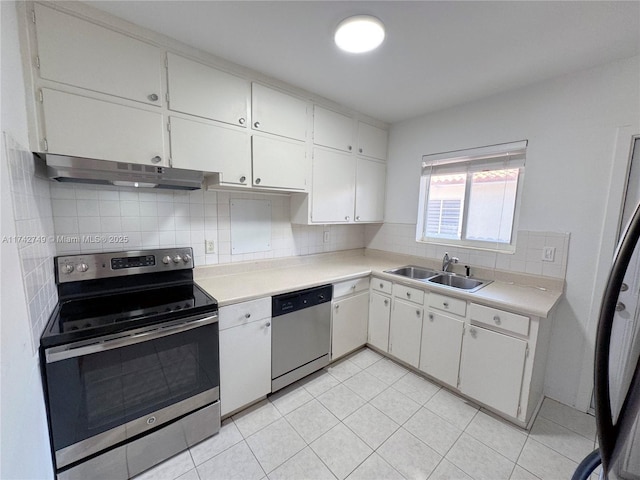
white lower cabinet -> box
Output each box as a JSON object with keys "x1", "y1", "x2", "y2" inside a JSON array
[
  {"x1": 219, "y1": 298, "x2": 272, "y2": 416},
  {"x1": 389, "y1": 297, "x2": 423, "y2": 368},
  {"x1": 419, "y1": 310, "x2": 464, "y2": 388},
  {"x1": 368, "y1": 290, "x2": 391, "y2": 352},
  {"x1": 459, "y1": 324, "x2": 527, "y2": 418},
  {"x1": 332, "y1": 278, "x2": 369, "y2": 360}
]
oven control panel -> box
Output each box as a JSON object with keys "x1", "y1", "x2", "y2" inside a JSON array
[{"x1": 56, "y1": 248, "x2": 194, "y2": 283}]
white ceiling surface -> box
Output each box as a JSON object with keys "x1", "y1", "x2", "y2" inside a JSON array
[{"x1": 89, "y1": 1, "x2": 640, "y2": 124}]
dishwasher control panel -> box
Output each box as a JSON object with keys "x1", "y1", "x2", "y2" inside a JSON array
[{"x1": 272, "y1": 285, "x2": 333, "y2": 317}]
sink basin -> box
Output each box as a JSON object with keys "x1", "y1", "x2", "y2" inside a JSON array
[
  {"x1": 384, "y1": 265, "x2": 439, "y2": 280},
  {"x1": 427, "y1": 274, "x2": 490, "y2": 292}
]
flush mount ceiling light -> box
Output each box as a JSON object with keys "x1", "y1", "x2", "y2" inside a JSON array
[{"x1": 334, "y1": 15, "x2": 385, "y2": 53}]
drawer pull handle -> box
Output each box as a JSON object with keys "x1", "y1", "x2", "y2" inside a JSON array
[
  {"x1": 429, "y1": 314, "x2": 434, "y2": 321},
  {"x1": 379, "y1": 283, "x2": 384, "y2": 288},
  {"x1": 443, "y1": 302, "x2": 449, "y2": 308},
  {"x1": 493, "y1": 315, "x2": 501, "y2": 324},
  {"x1": 384, "y1": 299, "x2": 389, "y2": 306},
  {"x1": 406, "y1": 292, "x2": 411, "y2": 298},
  {"x1": 245, "y1": 313, "x2": 251, "y2": 319},
  {"x1": 416, "y1": 310, "x2": 421, "y2": 316},
  {"x1": 351, "y1": 284, "x2": 356, "y2": 289}
]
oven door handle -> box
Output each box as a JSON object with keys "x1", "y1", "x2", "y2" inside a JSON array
[{"x1": 45, "y1": 314, "x2": 218, "y2": 363}]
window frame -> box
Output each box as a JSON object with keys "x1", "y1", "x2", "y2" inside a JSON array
[{"x1": 416, "y1": 140, "x2": 527, "y2": 253}]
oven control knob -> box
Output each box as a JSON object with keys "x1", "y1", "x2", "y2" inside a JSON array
[
  {"x1": 172, "y1": 255, "x2": 182, "y2": 264},
  {"x1": 76, "y1": 263, "x2": 89, "y2": 273},
  {"x1": 162, "y1": 256, "x2": 171, "y2": 265},
  {"x1": 182, "y1": 254, "x2": 192, "y2": 264},
  {"x1": 61, "y1": 263, "x2": 74, "y2": 274}
]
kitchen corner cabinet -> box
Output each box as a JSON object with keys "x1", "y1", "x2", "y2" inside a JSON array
[
  {"x1": 167, "y1": 53, "x2": 248, "y2": 127},
  {"x1": 42, "y1": 89, "x2": 166, "y2": 166},
  {"x1": 331, "y1": 278, "x2": 369, "y2": 361},
  {"x1": 388, "y1": 284, "x2": 424, "y2": 368},
  {"x1": 169, "y1": 116, "x2": 250, "y2": 184},
  {"x1": 219, "y1": 298, "x2": 272, "y2": 417},
  {"x1": 34, "y1": 3, "x2": 163, "y2": 106},
  {"x1": 357, "y1": 122, "x2": 388, "y2": 160},
  {"x1": 368, "y1": 278, "x2": 392, "y2": 352},
  {"x1": 252, "y1": 83, "x2": 308, "y2": 141}
]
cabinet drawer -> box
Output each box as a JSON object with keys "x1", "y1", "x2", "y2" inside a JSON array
[
  {"x1": 371, "y1": 277, "x2": 392, "y2": 294},
  {"x1": 334, "y1": 277, "x2": 370, "y2": 299},
  {"x1": 219, "y1": 297, "x2": 271, "y2": 330},
  {"x1": 428, "y1": 293, "x2": 466, "y2": 317},
  {"x1": 470, "y1": 303, "x2": 530, "y2": 337},
  {"x1": 393, "y1": 284, "x2": 424, "y2": 305}
]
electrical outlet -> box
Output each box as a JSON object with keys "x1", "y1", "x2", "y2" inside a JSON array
[
  {"x1": 205, "y1": 240, "x2": 215, "y2": 254},
  {"x1": 542, "y1": 246, "x2": 556, "y2": 262},
  {"x1": 323, "y1": 231, "x2": 330, "y2": 243}
]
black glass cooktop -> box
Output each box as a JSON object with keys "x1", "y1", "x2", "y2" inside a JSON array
[{"x1": 41, "y1": 283, "x2": 217, "y2": 348}]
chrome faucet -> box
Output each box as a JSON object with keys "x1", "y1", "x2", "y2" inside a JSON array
[{"x1": 442, "y1": 252, "x2": 459, "y2": 272}]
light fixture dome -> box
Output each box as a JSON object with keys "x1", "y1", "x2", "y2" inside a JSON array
[{"x1": 334, "y1": 15, "x2": 385, "y2": 53}]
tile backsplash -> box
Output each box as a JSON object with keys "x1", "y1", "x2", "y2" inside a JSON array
[
  {"x1": 3, "y1": 134, "x2": 58, "y2": 352},
  {"x1": 365, "y1": 222, "x2": 570, "y2": 279},
  {"x1": 50, "y1": 184, "x2": 366, "y2": 266}
]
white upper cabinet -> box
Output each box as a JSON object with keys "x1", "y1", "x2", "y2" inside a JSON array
[
  {"x1": 357, "y1": 122, "x2": 388, "y2": 160},
  {"x1": 169, "y1": 116, "x2": 251, "y2": 185},
  {"x1": 355, "y1": 159, "x2": 386, "y2": 222},
  {"x1": 42, "y1": 89, "x2": 166, "y2": 166},
  {"x1": 34, "y1": 4, "x2": 163, "y2": 106},
  {"x1": 251, "y1": 83, "x2": 308, "y2": 141},
  {"x1": 311, "y1": 149, "x2": 356, "y2": 223},
  {"x1": 313, "y1": 106, "x2": 354, "y2": 153},
  {"x1": 167, "y1": 53, "x2": 248, "y2": 127},
  {"x1": 252, "y1": 136, "x2": 306, "y2": 190}
]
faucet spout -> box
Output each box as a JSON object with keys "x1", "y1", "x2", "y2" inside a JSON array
[{"x1": 442, "y1": 252, "x2": 459, "y2": 272}]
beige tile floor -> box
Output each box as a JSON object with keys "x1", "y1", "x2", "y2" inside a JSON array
[{"x1": 134, "y1": 348, "x2": 598, "y2": 480}]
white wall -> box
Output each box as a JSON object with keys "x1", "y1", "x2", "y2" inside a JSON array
[
  {"x1": 1, "y1": 2, "x2": 54, "y2": 478},
  {"x1": 384, "y1": 56, "x2": 640, "y2": 408}
]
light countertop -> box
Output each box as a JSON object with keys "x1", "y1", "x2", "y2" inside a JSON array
[{"x1": 195, "y1": 250, "x2": 563, "y2": 318}]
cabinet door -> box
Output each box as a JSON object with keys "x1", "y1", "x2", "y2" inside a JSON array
[
  {"x1": 35, "y1": 4, "x2": 163, "y2": 106},
  {"x1": 220, "y1": 319, "x2": 272, "y2": 416},
  {"x1": 357, "y1": 122, "x2": 388, "y2": 160},
  {"x1": 313, "y1": 106, "x2": 354, "y2": 152},
  {"x1": 169, "y1": 116, "x2": 251, "y2": 184},
  {"x1": 252, "y1": 136, "x2": 307, "y2": 190},
  {"x1": 42, "y1": 89, "x2": 165, "y2": 166},
  {"x1": 311, "y1": 148, "x2": 356, "y2": 223},
  {"x1": 420, "y1": 311, "x2": 464, "y2": 387},
  {"x1": 368, "y1": 291, "x2": 391, "y2": 352},
  {"x1": 167, "y1": 53, "x2": 248, "y2": 127},
  {"x1": 389, "y1": 299, "x2": 423, "y2": 368},
  {"x1": 252, "y1": 83, "x2": 307, "y2": 141},
  {"x1": 459, "y1": 325, "x2": 527, "y2": 418},
  {"x1": 332, "y1": 291, "x2": 369, "y2": 360},
  {"x1": 355, "y1": 158, "x2": 386, "y2": 222}
]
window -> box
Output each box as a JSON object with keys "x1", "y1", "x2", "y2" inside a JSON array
[{"x1": 417, "y1": 140, "x2": 526, "y2": 252}]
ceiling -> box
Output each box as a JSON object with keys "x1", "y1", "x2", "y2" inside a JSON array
[{"x1": 89, "y1": 1, "x2": 640, "y2": 124}]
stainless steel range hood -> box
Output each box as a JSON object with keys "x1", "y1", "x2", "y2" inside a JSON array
[{"x1": 42, "y1": 154, "x2": 204, "y2": 190}]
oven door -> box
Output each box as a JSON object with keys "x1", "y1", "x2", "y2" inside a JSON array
[{"x1": 42, "y1": 314, "x2": 219, "y2": 470}]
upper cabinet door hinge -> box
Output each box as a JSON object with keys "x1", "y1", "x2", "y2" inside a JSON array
[
  {"x1": 31, "y1": 9, "x2": 36, "y2": 23},
  {"x1": 42, "y1": 138, "x2": 48, "y2": 151},
  {"x1": 165, "y1": 92, "x2": 170, "y2": 104},
  {"x1": 35, "y1": 55, "x2": 40, "y2": 69}
]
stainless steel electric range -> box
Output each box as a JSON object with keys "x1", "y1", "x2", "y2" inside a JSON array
[{"x1": 39, "y1": 248, "x2": 220, "y2": 480}]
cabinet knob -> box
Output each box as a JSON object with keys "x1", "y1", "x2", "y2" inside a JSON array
[
  {"x1": 239, "y1": 175, "x2": 246, "y2": 183},
  {"x1": 348, "y1": 145, "x2": 352, "y2": 151},
  {"x1": 384, "y1": 299, "x2": 389, "y2": 306},
  {"x1": 443, "y1": 302, "x2": 449, "y2": 308},
  {"x1": 148, "y1": 93, "x2": 159, "y2": 102},
  {"x1": 379, "y1": 283, "x2": 384, "y2": 288},
  {"x1": 429, "y1": 314, "x2": 434, "y2": 320},
  {"x1": 355, "y1": 216, "x2": 360, "y2": 221},
  {"x1": 359, "y1": 148, "x2": 363, "y2": 154},
  {"x1": 351, "y1": 284, "x2": 356, "y2": 289},
  {"x1": 406, "y1": 292, "x2": 411, "y2": 298},
  {"x1": 616, "y1": 302, "x2": 626, "y2": 312},
  {"x1": 493, "y1": 315, "x2": 501, "y2": 324},
  {"x1": 469, "y1": 327, "x2": 478, "y2": 337},
  {"x1": 245, "y1": 313, "x2": 251, "y2": 319},
  {"x1": 345, "y1": 216, "x2": 350, "y2": 221},
  {"x1": 335, "y1": 304, "x2": 339, "y2": 310},
  {"x1": 265, "y1": 321, "x2": 271, "y2": 327},
  {"x1": 151, "y1": 156, "x2": 162, "y2": 164},
  {"x1": 254, "y1": 121, "x2": 261, "y2": 129},
  {"x1": 238, "y1": 117, "x2": 246, "y2": 125},
  {"x1": 621, "y1": 282, "x2": 629, "y2": 292},
  {"x1": 255, "y1": 178, "x2": 261, "y2": 185},
  {"x1": 416, "y1": 310, "x2": 421, "y2": 316}
]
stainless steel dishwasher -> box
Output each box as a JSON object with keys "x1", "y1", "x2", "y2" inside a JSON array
[{"x1": 271, "y1": 285, "x2": 332, "y2": 392}]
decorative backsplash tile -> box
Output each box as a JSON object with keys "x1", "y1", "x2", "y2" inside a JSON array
[
  {"x1": 3, "y1": 134, "x2": 57, "y2": 352},
  {"x1": 365, "y1": 222, "x2": 570, "y2": 279}
]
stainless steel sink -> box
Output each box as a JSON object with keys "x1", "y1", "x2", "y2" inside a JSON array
[
  {"x1": 384, "y1": 265, "x2": 439, "y2": 280},
  {"x1": 427, "y1": 274, "x2": 490, "y2": 292}
]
